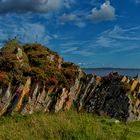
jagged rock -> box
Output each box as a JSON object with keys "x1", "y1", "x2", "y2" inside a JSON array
[
  {"x1": 16, "y1": 48, "x2": 23, "y2": 62},
  {"x1": 0, "y1": 84, "x2": 12, "y2": 116},
  {"x1": 0, "y1": 40, "x2": 140, "y2": 122},
  {"x1": 55, "y1": 88, "x2": 68, "y2": 113},
  {"x1": 131, "y1": 80, "x2": 138, "y2": 92},
  {"x1": 14, "y1": 77, "x2": 31, "y2": 112}
]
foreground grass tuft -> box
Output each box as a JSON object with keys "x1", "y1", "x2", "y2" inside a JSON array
[{"x1": 0, "y1": 111, "x2": 140, "y2": 140}]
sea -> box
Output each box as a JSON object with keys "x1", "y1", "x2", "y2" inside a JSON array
[{"x1": 82, "y1": 68, "x2": 140, "y2": 77}]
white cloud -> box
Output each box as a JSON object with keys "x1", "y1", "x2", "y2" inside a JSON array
[
  {"x1": 0, "y1": 0, "x2": 66, "y2": 13},
  {"x1": 61, "y1": 47, "x2": 78, "y2": 53},
  {"x1": 95, "y1": 25, "x2": 140, "y2": 54},
  {"x1": 72, "y1": 50, "x2": 94, "y2": 57},
  {"x1": 96, "y1": 36, "x2": 115, "y2": 47},
  {"x1": 64, "y1": 0, "x2": 76, "y2": 9},
  {"x1": 90, "y1": 0, "x2": 101, "y2": 6},
  {"x1": 0, "y1": 14, "x2": 51, "y2": 45},
  {"x1": 107, "y1": 26, "x2": 140, "y2": 41},
  {"x1": 78, "y1": 62, "x2": 95, "y2": 67},
  {"x1": 88, "y1": 0, "x2": 116, "y2": 22},
  {"x1": 20, "y1": 23, "x2": 49, "y2": 44},
  {"x1": 59, "y1": 13, "x2": 79, "y2": 22},
  {"x1": 59, "y1": 13, "x2": 86, "y2": 28}
]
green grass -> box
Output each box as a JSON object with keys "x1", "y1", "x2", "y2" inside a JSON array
[{"x1": 0, "y1": 111, "x2": 140, "y2": 140}]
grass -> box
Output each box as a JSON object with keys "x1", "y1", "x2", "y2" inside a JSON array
[{"x1": 0, "y1": 111, "x2": 140, "y2": 140}]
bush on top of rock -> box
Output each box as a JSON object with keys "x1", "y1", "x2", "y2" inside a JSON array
[{"x1": 0, "y1": 39, "x2": 80, "y2": 89}]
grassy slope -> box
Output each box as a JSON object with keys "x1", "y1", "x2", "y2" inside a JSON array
[{"x1": 0, "y1": 111, "x2": 140, "y2": 140}]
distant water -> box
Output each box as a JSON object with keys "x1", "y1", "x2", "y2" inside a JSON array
[{"x1": 82, "y1": 68, "x2": 140, "y2": 77}]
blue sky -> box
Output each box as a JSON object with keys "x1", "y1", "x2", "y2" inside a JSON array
[{"x1": 0, "y1": 0, "x2": 140, "y2": 68}]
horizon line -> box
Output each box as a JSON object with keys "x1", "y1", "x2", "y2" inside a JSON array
[{"x1": 81, "y1": 67, "x2": 140, "y2": 70}]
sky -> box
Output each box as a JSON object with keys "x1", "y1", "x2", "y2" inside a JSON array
[{"x1": 0, "y1": 0, "x2": 140, "y2": 68}]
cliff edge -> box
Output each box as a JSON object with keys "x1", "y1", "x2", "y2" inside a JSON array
[{"x1": 0, "y1": 39, "x2": 140, "y2": 122}]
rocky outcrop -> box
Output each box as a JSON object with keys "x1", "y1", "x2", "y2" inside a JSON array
[
  {"x1": 0, "y1": 40, "x2": 140, "y2": 122},
  {"x1": 0, "y1": 71, "x2": 139, "y2": 122}
]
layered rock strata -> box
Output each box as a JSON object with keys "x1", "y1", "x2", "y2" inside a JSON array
[{"x1": 0, "y1": 40, "x2": 140, "y2": 122}]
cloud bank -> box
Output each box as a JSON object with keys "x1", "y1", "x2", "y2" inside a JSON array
[
  {"x1": 0, "y1": 14, "x2": 52, "y2": 46},
  {"x1": 0, "y1": 0, "x2": 65, "y2": 13},
  {"x1": 59, "y1": 0, "x2": 116, "y2": 26},
  {"x1": 88, "y1": 0, "x2": 116, "y2": 22}
]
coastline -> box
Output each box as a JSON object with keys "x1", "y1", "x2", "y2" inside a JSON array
[{"x1": 82, "y1": 68, "x2": 140, "y2": 77}]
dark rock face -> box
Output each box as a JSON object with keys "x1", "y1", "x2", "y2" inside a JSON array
[
  {"x1": 0, "y1": 40, "x2": 140, "y2": 122},
  {"x1": 78, "y1": 74, "x2": 130, "y2": 121},
  {"x1": 76, "y1": 73, "x2": 140, "y2": 122}
]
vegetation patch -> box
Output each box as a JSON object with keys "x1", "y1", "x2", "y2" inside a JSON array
[
  {"x1": 0, "y1": 39, "x2": 79, "y2": 89},
  {"x1": 0, "y1": 111, "x2": 140, "y2": 140}
]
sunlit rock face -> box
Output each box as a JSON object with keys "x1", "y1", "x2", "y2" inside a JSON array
[
  {"x1": 0, "y1": 39, "x2": 140, "y2": 122},
  {"x1": 0, "y1": 39, "x2": 81, "y2": 116}
]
